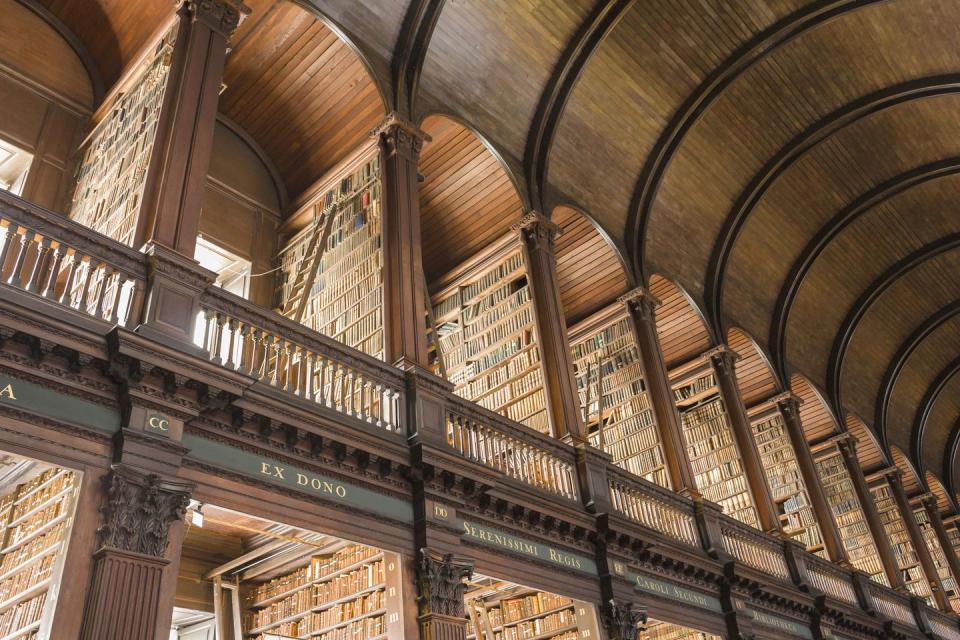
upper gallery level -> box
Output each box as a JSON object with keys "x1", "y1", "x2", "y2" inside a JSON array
[{"x1": 1, "y1": 1, "x2": 960, "y2": 638}]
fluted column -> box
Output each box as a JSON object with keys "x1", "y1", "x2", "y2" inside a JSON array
[
  {"x1": 921, "y1": 495, "x2": 960, "y2": 608},
  {"x1": 836, "y1": 436, "x2": 905, "y2": 589},
  {"x1": 886, "y1": 470, "x2": 950, "y2": 611},
  {"x1": 375, "y1": 114, "x2": 431, "y2": 369},
  {"x1": 777, "y1": 394, "x2": 848, "y2": 564},
  {"x1": 709, "y1": 347, "x2": 780, "y2": 533},
  {"x1": 515, "y1": 212, "x2": 586, "y2": 442},
  {"x1": 620, "y1": 287, "x2": 699, "y2": 497}
]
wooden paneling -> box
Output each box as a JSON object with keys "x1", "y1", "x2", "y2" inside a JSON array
[
  {"x1": 727, "y1": 327, "x2": 779, "y2": 409},
  {"x1": 220, "y1": 0, "x2": 385, "y2": 205},
  {"x1": 0, "y1": 0, "x2": 93, "y2": 109},
  {"x1": 846, "y1": 413, "x2": 887, "y2": 474},
  {"x1": 38, "y1": 0, "x2": 171, "y2": 89},
  {"x1": 419, "y1": 116, "x2": 524, "y2": 285},
  {"x1": 925, "y1": 472, "x2": 955, "y2": 515},
  {"x1": 553, "y1": 206, "x2": 628, "y2": 325},
  {"x1": 790, "y1": 375, "x2": 839, "y2": 444},
  {"x1": 648, "y1": 274, "x2": 711, "y2": 369}
]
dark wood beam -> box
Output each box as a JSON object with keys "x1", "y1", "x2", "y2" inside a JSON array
[
  {"x1": 392, "y1": 0, "x2": 446, "y2": 118},
  {"x1": 706, "y1": 77, "x2": 960, "y2": 339},
  {"x1": 626, "y1": 0, "x2": 881, "y2": 283},
  {"x1": 524, "y1": 0, "x2": 635, "y2": 212},
  {"x1": 826, "y1": 234, "x2": 960, "y2": 415},
  {"x1": 770, "y1": 159, "x2": 960, "y2": 379},
  {"x1": 910, "y1": 356, "x2": 960, "y2": 476},
  {"x1": 875, "y1": 301, "x2": 960, "y2": 450},
  {"x1": 943, "y1": 417, "x2": 960, "y2": 498}
]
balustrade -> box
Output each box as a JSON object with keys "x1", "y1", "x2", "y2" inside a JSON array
[
  {"x1": 870, "y1": 582, "x2": 916, "y2": 627},
  {"x1": 198, "y1": 287, "x2": 405, "y2": 433},
  {"x1": 0, "y1": 193, "x2": 146, "y2": 326},
  {"x1": 607, "y1": 467, "x2": 699, "y2": 547},
  {"x1": 804, "y1": 553, "x2": 858, "y2": 606},
  {"x1": 928, "y1": 608, "x2": 960, "y2": 640},
  {"x1": 720, "y1": 517, "x2": 791, "y2": 581}
]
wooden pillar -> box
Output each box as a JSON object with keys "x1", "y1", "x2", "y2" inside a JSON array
[
  {"x1": 777, "y1": 394, "x2": 848, "y2": 564},
  {"x1": 136, "y1": 0, "x2": 248, "y2": 256},
  {"x1": 835, "y1": 436, "x2": 905, "y2": 589},
  {"x1": 921, "y1": 495, "x2": 960, "y2": 607},
  {"x1": 885, "y1": 470, "x2": 950, "y2": 611},
  {"x1": 515, "y1": 212, "x2": 586, "y2": 442},
  {"x1": 375, "y1": 114, "x2": 431, "y2": 369},
  {"x1": 416, "y1": 549, "x2": 474, "y2": 640},
  {"x1": 620, "y1": 287, "x2": 699, "y2": 497},
  {"x1": 709, "y1": 347, "x2": 780, "y2": 533}
]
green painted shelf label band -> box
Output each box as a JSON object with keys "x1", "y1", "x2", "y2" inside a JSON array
[{"x1": 0, "y1": 373, "x2": 119, "y2": 434}]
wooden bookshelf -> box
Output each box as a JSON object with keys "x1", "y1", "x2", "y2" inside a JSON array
[
  {"x1": 430, "y1": 239, "x2": 549, "y2": 434},
  {"x1": 672, "y1": 370, "x2": 759, "y2": 528},
  {"x1": 245, "y1": 544, "x2": 402, "y2": 640},
  {"x1": 643, "y1": 620, "x2": 721, "y2": 640},
  {"x1": 70, "y1": 27, "x2": 176, "y2": 247},
  {"x1": 569, "y1": 308, "x2": 669, "y2": 488},
  {"x1": 750, "y1": 413, "x2": 824, "y2": 554},
  {"x1": 0, "y1": 467, "x2": 78, "y2": 640},
  {"x1": 277, "y1": 154, "x2": 384, "y2": 360},
  {"x1": 813, "y1": 447, "x2": 886, "y2": 584},
  {"x1": 870, "y1": 481, "x2": 932, "y2": 604},
  {"x1": 913, "y1": 507, "x2": 960, "y2": 612},
  {"x1": 466, "y1": 586, "x2": 598, "y2": 640}
]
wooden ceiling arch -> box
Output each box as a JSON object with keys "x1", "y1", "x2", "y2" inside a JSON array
[
  {"x1": 925, "y1": 472, "x2": 957, "y2": 516},
  {"x1": 912, "y1": 357, "x2": 960, "y2": 478},
  {"x1": 648, "y1": 274, "x2": 714, "y2": 369},
  {"x1": 790, "y1": 374, "x2": 841, "y2": 443},
  {"x1": 845, "y1": 412, "x2": 888, "y2": 473},
  {"x1": 946, "y1": 419, "x2": 960, "y2": 499},
  {"x1": 709, "y1": 76, "x2": 960, "y2": 345},
  {"x1": 726, "y1": 327, "x2": 781, "y2": 409},
  {"x1": 891, "y1": 446, "x2": 925, "y2": 497}
]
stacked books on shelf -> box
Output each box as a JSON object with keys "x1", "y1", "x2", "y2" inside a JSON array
[
  {"x1": 751, "y1": 414, "x2": 824, "y2": 554},
  {"x1": 0, "y1": 467, "x2": 77, "y2": 640},
  {"x1": 277, "y1": 155, "x2": 384, "y2": 360},
  {"x1": 431, "y1": 248, "x2": 549, "y2": 434},
  {"x1": 913, "y1": 507, "x2": 960, "y2": 612},
  {"x1": 813, "y1": 449, "x2": 886, "y2": 584},
  {"x1": 70, "y1": 28, "x2": 177, "y2": 247},
  {"x1": 468, "y1": 591, "x2": 581, "y2": 640},
  {"x1": 871, "y1": 483, "x2": 932, "y2": 604},
  {"x1": 570, "y1": 314, "x2": 669, "y2": 488},
  {"x1": 674, "y1": 373, "x2": 758, "y2": 528},
  {"x1": 246, "y1": 544, "x2": 388, "y2": 640},
  {"x1": 643, "y1": 621, "x2": 721, "y2": 640}
]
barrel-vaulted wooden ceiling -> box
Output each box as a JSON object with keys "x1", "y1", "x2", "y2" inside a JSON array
[{"x1": 31, "y1": 0, "x2": 960, "y2": 500}]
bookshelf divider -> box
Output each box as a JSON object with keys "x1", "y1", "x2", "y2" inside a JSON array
[{"x1": 869, "y1": 477, "x2": 933, "y2": 605}]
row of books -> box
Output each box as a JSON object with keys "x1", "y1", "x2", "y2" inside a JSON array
[
  {"x1": 871, "y1": 484, "x2": 931, "y2": 600},
  {"x1": 499, "y1": 592, "x2": 572, "y2": 623},
  {"x1": 914, "y1": 509, "x2": 959, "y2": 598},
  {"x1": 457, "y1": 346, "x2": 540, "y2": 396},
  {"x1": 645, "y1": 621, "x2": 721, "y2": 640},
  {"x1": 248, "y1": 545, "x2": 380, "y2": 605},
  {"x1": 674, "y1": 373, "x2": 717, "y2": 403},
  {"x1": 463, "y1": 285, "x2": 530, "y2": 336},
  {"x1": 0, "y1": 522, "x2": 64, "y2": 575},
  {"x1": 496, "y1": 608, "x2": 575, "y2": 640},
  {"x1": 0, "y1": 592, "x2": 45, "y2": 637},
  {"x1": 249, "y1": 586, "x2": 384, "y2": 632}
]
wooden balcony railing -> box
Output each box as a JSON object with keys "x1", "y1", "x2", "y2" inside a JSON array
[
  {"x1": 928, "y1": 608, "x2": 960, "y2": 640},
  {"x1": 804, "y1": 553, "x2": 858, "y2": 606},
  {"x1": 607, "y1": 467, "x2": 699, "y2": 547},
  {"x1": 0, "y1": 193, "x2": 146, "y2": 325},
  {"x1": 870, "y1": 582, "x2": 916, "y2": 628},
  {"x1": 445, "y1": 397, "x2": 579, "y2": 502},
  {"x1": 720, "y1": 517, "x2": 791, "y2": 581},
  {"x1": 198, "y1": 287, "x2": 406, "y2": 434}
]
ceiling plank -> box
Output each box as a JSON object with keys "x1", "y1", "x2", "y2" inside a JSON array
[{"x1": 911, "y1": 356, "x2": 960, "y2": 475}]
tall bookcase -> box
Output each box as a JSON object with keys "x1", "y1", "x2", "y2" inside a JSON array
[
  {"x1": 568, "y1": 307, "x2": 669, "y2": 488},
  {"x1": 70, "y1": 27, "x2": 177, "y2": 247},
  {"x1": 0, "y1": 467, "x2": 79, "y2": 640},
  {"x1": 750, "y1": 411, "x2": 824, "y2": 554},
  {"x1": 948, "y1": 522, "x2": 960, "y2": 568},
  {"x1": 672, "y1": 366, "x2": 759, "y2": 528},
  {"x1": 870, "y1": 481, "x2": 932, "y2": 604},
  {"x1": 644, "y1": 620, "x2": 721, "y2": 640},
  {"x1": 277, "y1": 154, "x2": 384, "y2": 359},
  {"x1": 429, "y1": 236, "x2": 549, "y2": 434},
  {"x1": 466, "y1": 585, "x2": 599, "y2": 640},
  {"x1": 914, "y1": 506, "x2": 960, "y2": 612},
  {"x1": 244, "y1": 543, "x2": 404, "y2": 640},
  {"x1": 812, "y1": 446, "x2": 886, "y2": 584}
]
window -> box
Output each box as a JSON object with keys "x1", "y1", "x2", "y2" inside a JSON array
[
  {"x1": 0, "y1": 138, "x2": 32, "y2": 196},
  {"x1": 193, "y1": 238, "x2": 251, "y2": 347}
]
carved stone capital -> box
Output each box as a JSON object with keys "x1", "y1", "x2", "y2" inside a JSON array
[
  {"x1": 416, "y1": 548, "x2": 473, "y2": 618},
  {"x1": 704, "y1": 344, "x2": 740, "y2": 373},
  {"x1": 618, "y1": 286, "x2": 661, "y2": 319},
  {"x1": 513, "y1": 211, "x2": 562, "y2": 253},
  {"x1": 181, "y1": 0, "x2": 250, "y2": 37},
  {"x1": 372, "y1": 112, "x2": 431, "y2": 158},
  {"x1": 881, "y1": 466, "x2": 903, "y2": 489},
  {"x1": 774, "y1": 392, "x2": 803, "y2": 417},
  {"x1": 98, "y1": 466, "x2": 192, "y2": 558},
  {"x1": 601, "y1": 599, "x2": 647, "y2": 640}
]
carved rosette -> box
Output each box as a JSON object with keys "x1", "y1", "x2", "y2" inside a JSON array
[
  {"x1": 416, "y1": 548, "x2": 474, "y2": 618},
  {"x1": 513, "y1": 212, "x2": 562, "y2": 254},
  {"x1": 601, "y1": 599, "x2": 647, "y2": 640},
  {"x1": 183, "y1": 0, "x2": 250, "y2": 36},
  {"x1": 373, "y1": 113, "x2": 430, "y2": 161},
  {"x1": 98, "y1": 467, "x2": 191, "y2": 557}
]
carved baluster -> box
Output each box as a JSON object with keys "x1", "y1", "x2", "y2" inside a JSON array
[
  {"x1": 94, "y1": 266, "x2": 113, "y2": 319},
  {"x1": 267, "y1": 335, "x2": 280, "y2": 386},
  {"x1": 316, "y1": 355, "x2": 328, "y2": 406},
  {"x1": 107, "y1": 273, "x2": 125, "y2": 324},
  {"x1": 77, "y1": 259, "x2": 96, "y2": 312},
  {"x1": 221, "y1": 317, "x2": 236, "y2": 369},
  {"x1": 292, "y1": 346, "x2": 303, "y2": 396},
  {"x1": 211, "y1": 313, "x2": 227, "y2": 365},
  {"x1": 245, "y1": 327, "x2": 261, "y2": 376},
  {"x1": 201, "y1": 309, "x2": 216, "y2": 355},
  {"x1": 6, "y1": 231, "x2": 34, "y2": 286},
  {"x1": 57, "y1": 253, "x2": 78, "y2": 304},
  {"x1": 235, "y1": 323, "x2": 251, "y2": 372},
  {"x1": 25, "y1": 236, "x2": 50, "y2": 292},
  {"x1": 0, "y1": 225, "x2": 15, "y2": 273},
  {"x1": 304, "y1": 352, "x2": 315, "y2": 401},
  {"x1": 41, "y1": 245, "x2": 63, "y2": 298},
  {"x1": 358, "y1": 378, "x2": 368, "y2": 421}
]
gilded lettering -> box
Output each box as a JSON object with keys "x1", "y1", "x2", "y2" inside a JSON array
[{"x1": 0, "y1": 384, "x2": 15, "y2": 400}]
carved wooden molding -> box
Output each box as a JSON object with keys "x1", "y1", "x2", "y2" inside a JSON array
[
  {"x1": 416, "y1": 548, "x2": 474, "y2": 618},
  {"x1": 98, "y1": 465, "x2": 191, "y2": 557},
  {"x1": 182, "y1": 0, "x2": 251, "y2": 36},
  {"x1": 372, "y1": 112, "x2": 432, "y2": 157},
  {"x1": 601, "y1": 599, "x2": 647, "y2": 640}
]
